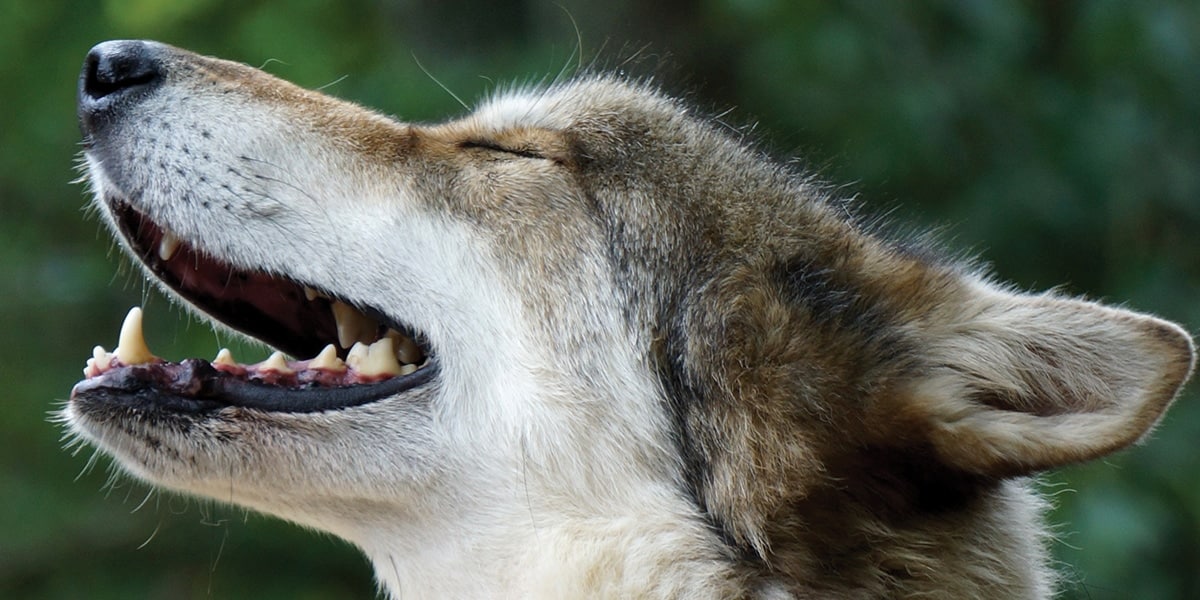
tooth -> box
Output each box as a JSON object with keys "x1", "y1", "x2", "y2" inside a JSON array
[
  {"x1": 331, "y1": 301, "x2": 378, "y2": 348},
  {"x1": 309, "y1": 344, "x2": 346, "y2": 371},
  {"x1": 260, "y1": 351, "x2": 292, "y2": 373},
  {"x1": 158, "y1": 231, "x2": 182, "y2": 261},
  {"x1": 387, "y1": 329, "x2": 423, "y2": 364},
  {"x1": 85, "y1": 345, "x2": 111, "y2": 376},
  {"x1": 345, "y1": 342, "x2": 369, "y2": 369},
  {"x1": 358, "y1": 337, "x2": 403, "y2": 377},
  {"x1": 399, "y1": 363, "x2": 418, "y2": 376},
  {"x1": 303, "y1": 287, "x2": 331, "y2": 301},
  {"x1": 115, "y1": 307, "x2": 154, "y2": 365},
  {"x1": 213, "y1": 348, "x2": 236, "y2": 367}
]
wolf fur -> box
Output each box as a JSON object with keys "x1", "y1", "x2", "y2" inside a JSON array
[{"x1": 66, "y1": 41, "x2": 1195, "y2": 598}]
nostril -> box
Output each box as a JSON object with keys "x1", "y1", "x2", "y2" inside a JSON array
[{"x1": 82, "y1": 40, "x2": 162, "y2": 102}]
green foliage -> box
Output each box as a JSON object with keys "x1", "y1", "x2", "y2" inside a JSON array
[{"x1": 2, "y1": 0, "x2": 1196, "y2": 597}]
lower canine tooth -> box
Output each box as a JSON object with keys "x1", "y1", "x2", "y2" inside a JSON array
[
  {"x1": 115, "y1": 307, "x2": 154, "y2": 365},
  {"x1": 158, "y1": 231, "x2": 182, "y2": 261}
]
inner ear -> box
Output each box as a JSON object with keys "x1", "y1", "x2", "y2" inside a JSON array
[{"x1": 871, "y1": 286, "x2": 1194, "y2": 478}]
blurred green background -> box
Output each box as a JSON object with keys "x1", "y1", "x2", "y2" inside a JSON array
[{"x1": 2, "y1": 0, "x2": 1198, "y2": 598}]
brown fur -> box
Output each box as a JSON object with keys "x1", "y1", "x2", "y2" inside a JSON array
[
  {"x1": 71, "y1": 42, "x2": 1195, "y2": 598},
  {"x1": 503, "y1": 79, "x2": 1195, "y2": 595}
]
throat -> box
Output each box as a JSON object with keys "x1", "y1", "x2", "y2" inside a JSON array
[{"x1": 354, "y1": 485, "x2": 751, "y2": 599}]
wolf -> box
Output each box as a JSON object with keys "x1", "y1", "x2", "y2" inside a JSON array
[{"x1": 65, "y1": 39, "x2": 1194, "y2": 598}]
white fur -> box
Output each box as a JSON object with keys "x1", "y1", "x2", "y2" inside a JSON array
[
  {"x1": 69, "y1": 42, "x2": 1193, "y2": 599},
  {"x1": 69, "y1": 45, "x2": 741, "y2": 597}
]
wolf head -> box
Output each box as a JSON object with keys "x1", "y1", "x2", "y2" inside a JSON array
[{"x1": 67, "y1": 40, "x2": 1194, "y2": 598}]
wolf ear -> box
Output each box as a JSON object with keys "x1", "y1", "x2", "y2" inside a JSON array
[{"x1": 880, "y1": 284, "x2": 1195, "y2": 477}]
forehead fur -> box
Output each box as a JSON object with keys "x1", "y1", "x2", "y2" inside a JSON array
[
  {"x1": 471, "y1": 76, "x2": 679, "y2": 128},
  {"x1": 69, "y1": 42, "x2": 1193, "y2": 599}
]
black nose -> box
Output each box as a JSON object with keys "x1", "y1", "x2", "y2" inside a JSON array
[{"x1": 78, "y1": 40, "x2": 164, "y2": 133}]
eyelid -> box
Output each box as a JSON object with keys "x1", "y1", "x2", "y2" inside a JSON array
[{"x1": 461, "y1": 139, "x2": 546, "y2": 160}]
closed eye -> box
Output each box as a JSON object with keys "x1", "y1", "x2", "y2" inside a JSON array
[{"x1": 460, "y1": 139, "x2": 547, "y2": 160}]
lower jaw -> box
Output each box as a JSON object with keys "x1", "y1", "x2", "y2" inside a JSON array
[
  {"x1": 74, "y1": 306, "x2": 437, "y2": 414},
  {"x1": 72, "y1": 356, "x2": 438, "y2": 414}
]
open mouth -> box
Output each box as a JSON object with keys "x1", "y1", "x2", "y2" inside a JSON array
[{"x1": 71, "y1": 202, "x2": 435, "y2": 413}]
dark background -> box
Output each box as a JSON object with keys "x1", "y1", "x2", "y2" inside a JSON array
[{"x1": 3, "y1": 1, "x2": 1198, "y2": 598}]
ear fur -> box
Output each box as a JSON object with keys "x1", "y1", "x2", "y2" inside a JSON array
[{"x1": 881, "y1": 281, "x2": 1195, "y2": 477}]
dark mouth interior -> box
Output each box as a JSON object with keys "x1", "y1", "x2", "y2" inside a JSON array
[
  {"x1": 116, "y1": 203, "x2": 341, "y2": 360},
  {"x1": 71, "y1": 202, "x2": 435, "y2": 413}
]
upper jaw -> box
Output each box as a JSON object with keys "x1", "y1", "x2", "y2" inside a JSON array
[
  {"x1": 72, "y1": 40, "x2": 446, "y2": 415},
  {"x1": 71, "y1": 186, "x2": 438, "y2": 409}
]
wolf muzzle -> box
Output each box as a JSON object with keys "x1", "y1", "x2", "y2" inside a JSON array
[{"x1": 78, "y1": 40, "x2": 165, "y2": 137}]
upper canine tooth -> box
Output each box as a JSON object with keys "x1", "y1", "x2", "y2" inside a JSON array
[
  {"x1": 158, "y1": 231, "x2": 182, "y2": 261},
  {"x1": 304, "y1": 287, "x2": 320, "y2": 301},
  {"x1": 331, "y1": 301, "x2": 378, "y2": 349},
  {"x1": 115, "y1": 306, "x2": 155, "y2": 365}
]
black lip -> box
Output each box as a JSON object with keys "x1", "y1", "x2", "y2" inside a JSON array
[
  {"x1": 72, "y1": 359, "x2": 439, "y2": 414},
  {"x1": 72, "y1": 204, "x2": 440, "y2": 414},
  {"x1": 76, "y1": 41, "x2": 436, "y2": 415},
  {"x1": 88, "y1": 204, "x2": 439, "y2": 413},
  {"x1": 111, "y1": 201, "x2": 429, "y2": 362}
]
